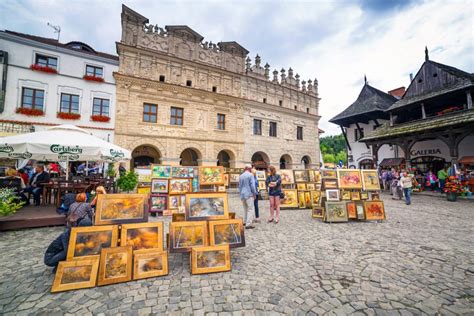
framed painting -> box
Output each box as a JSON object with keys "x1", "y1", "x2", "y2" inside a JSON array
[
  {"x1": 133, "y1": 249, "x2": 168, "y2": 280},
  {"x1": 322, "y1": 178, "x2": 338, "y2": 190},
  {"x1": 217, "y1": 185, "x2": 226, "y2": 192},
  {"x1": 258, "y1": 181, "x2": 266, "y2": 190},
  {"x1": 310, "y1": 190, "x2": 321, "y2": 206},
  {"x1": 337, "y1": 169, "x2": 363, "y2": 189},
  {"x1": 120, "y1": 222, "x2": 164, "y2": 251},
  {"x1": 67, "y1": 225, "x2": 118, "y2": 260},
  {"x1": 172, "y1": 213, "x2": 186, "y2": 222},
  {"x1": 151, "y1": 179, "x2": 168, "y2": 194},
  {"x1": 208, "y1": 219, "x2": 245, "y2": 248},
  {"x1": 51, "y1": 258, "x2": 99, "y2": 293},
  {"x1": 185, "y1": 193, "x2": 229, "y2": 221},
  {"x1": 361, "y1": 169, "x2": 381, "y2": 191},
  {"x1": 297, "y1": 191, "x2": 306, "y2": 208},
  {"x1": 256, "y1": 170, "x2": 266, "y2": 181},
  {"x1": 281, "y1": 189, "x2": 298, "y2": 208},
  {"x1": 308, "y1": 170, "x2": 315, "y2": 182},
  {"x1": 304, "y1": 191, "x2": 312, "y2": 208},
  {"x1": 151, "y1": 164, "x2": 171, "y2": 178},
  {"x1": 169, "y1": 221, "x2": 208, "y2": 253},
  {"x1": 351, "y1": 191, "x2": 361, "y2": 201},
  {"x1": 360, "y1": 191, "x2": 369, "y2": 200},
  {"x1": 199, "y1": 166, "x2": 225, "y2": 185},
  {"x1": 277, "y1": 169, "x2": 295, "y2": 185},
  {"x1": 229, "y1": 173, "x2": 240, "y2": 184},
  {"x1": 326, "y1": 189, "x2": 340, "y2": 201},
  {"x1": 321, "y1": 169, "x2": 337, "y2": 179},
  {"x1": 135, "y1": 167, "x2": 152, "y2": 183},
  {"x1": 224, "y1": 174, "x2": 229, "y2": 186},
  {"x1": 341, "y1": 190, "x2": 351, "y2": 200},
  {"x1": 95, "y1": 194, "x2": 147, "y2": 225},
  {"x1": 346, "y1": 202, "x2": 357, "y2": 219},
  {"x1": 168, "y1": 194, "x2": 185, "y2": 210},
  {"x1": 314, "y1": 171, "x2": 322, "y2": 183},
  {"x1": 191, "y1": 245, "x2": 231, "y2": 275},
  {"x1": 296, "y1": 183, "x2": 306, "y2": 190},
  {"x1": 364, "y1": 201, "x2": 386, "y2": 221},
  {"x1": 312, "y1": 206, "x2": 324, "y2": 219},
  {"x1": 97, "y1": 246, "x2": 133, "y2": 286},
  {"x1": 171, "y1": 166, "x2": 190, "y2": 178},
  {"x1": 137, "y1": 187, "x2": 151, "y2": 195},
  {"x1": 355, "y1": 202, "x2": 365, "y2": 220},
  {"x1": 370, "y1": 192, "x2": 380, "y2": 200},
  {"x1": 149, "y1": 194, "x2": 167, "y2": 213},
  {"x1": 294, "y1": 170, "x2": 309, "y2": 183},
  {"x1": 306, "y1": 183, "x2": 316, "y2": 191},
  {"x1": 324, "y1": 201, "x2": 348, "y2": 222},
  {"x1": 169, "y1": 179, "x2": 191, "y2": 194}
]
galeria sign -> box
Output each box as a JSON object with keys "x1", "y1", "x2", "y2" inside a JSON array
[{"x1": 410, "y1": 148, "x2": 442, "y2": 156}]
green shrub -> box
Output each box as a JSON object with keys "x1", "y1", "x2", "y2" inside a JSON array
[
  {"x1": 0, "y1": 188, "x2": 25, "y2": 217},
  {"x1": 116, "y1": 171, "x2": 138, "y2": 193}
]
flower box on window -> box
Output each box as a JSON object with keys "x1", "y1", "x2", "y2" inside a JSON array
[
  {"x1": 57, "y1": 112, "x2": 81, "y2": 120},
  {"x1": 16, "y1": 108, "x2": 44, "y2": 116},
  {"x1": 90, "y1": 115, "x2": 110, "y2": 122},
  {"x1": 30, "y1": 64, "x2": 57, "y2": 74},
  {"x1": 83, "y1": 75, "x2": 104, "y2": 83}
]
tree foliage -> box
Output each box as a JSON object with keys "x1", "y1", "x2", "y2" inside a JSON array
[
  {"x1": 320, "y1": 134, "x2": 347, "y2": 165},
  {"x1": 117, "y1": 171, "x2": 138, "y2": 193},
  {"x1": 0, "y1": 188, "x2": 24, "y2": 217}
]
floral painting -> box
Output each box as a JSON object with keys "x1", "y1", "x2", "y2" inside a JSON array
[
  {"x1": 364, "y1": 201, "x2": 386, "y2": 220},
  {"x1": 346, "y1": 202, "x2": 357, "y2": 219},
  {"x1": 149, "y1": 194, "x2": 167, "y2": 212},
  {"x1": 199, "y1": 166, "x2": 225, "y2": 185},
  {"x1": 277, "y1": 169, "x2": 295, "y2": 184},
  {"x1": 324, "y1": 201, "x2": 348, "y2": 222},
  {"x1": 280, "y1": 189, "x2": 298, "y2": 208},
  {"x1": 337, "y1": 169, "x2": 362, "y2": 189}
]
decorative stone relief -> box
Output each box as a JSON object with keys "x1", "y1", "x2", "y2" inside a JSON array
[{"x1": 196, "y1": 110, "x2": 208, "y2": 130}]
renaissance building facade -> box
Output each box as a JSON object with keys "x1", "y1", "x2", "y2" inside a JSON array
[{"x1": 115, "y1": 5, "x2": 321, "y2": 170}]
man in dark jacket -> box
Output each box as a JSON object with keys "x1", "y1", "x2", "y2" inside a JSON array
[{"x1": 20, "y1": 165, "x2": 50, "y2": 206}]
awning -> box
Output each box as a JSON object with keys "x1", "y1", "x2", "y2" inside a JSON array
[
  {"x1": 459, "y1": 156, "x2": 474, "y2": 164},
  {"x1": 379, "y1": 158, "x2": 405, "y2": 167}
]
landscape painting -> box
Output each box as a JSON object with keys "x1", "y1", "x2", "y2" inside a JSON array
[
  {"x1": 149, "y1": 194, "x2": 167, "y2": 212},
  {"x1": 191, "y1": 245, "x2": 231, "y2": 275},
  {"x1": 364, "y1": 201, "x2": 386, "y2": 221},
  {"x1": 337, "y1": 169, "x2": 363, "y2": 189},
  {"x1": 98, "y1": 246, "x2": 133, "y2": 286},
  {"x1": 280, "y1": 189, "x2": 298, "y2": 208},
  {"x1": 209, "y1": 219, "x2": 245, "y2": 248},
  {"x1": 67, "y1": 225, "x2": 118, "y2": 260},
  {"x1": 169, "y1": 179, "x2": 191, "y2": 194},
  {"x1": 151, "y1": 165, "x2": 171, "y2": 178},
  {"x1": 321, "y1": 169, "x2": 337, "y2": 179},
  {"x1": 325, "y1": 201, "x2": 348, "y2": 222},
  {"x1": 51, "y1": 258, "x2": 99, "y2": 293},
  {"x1": 151, "y1": 179, "x2": 168, "y2": 194},
  {"x1": 229, "y1": 173, "x2": 240, "y2": 184},
  {"x1": 256, "y1": 170, "x2": 266, "y2": 181},
  {"x1": 171, "y1": 166, "x2": 190, "y2": 178},
  {"x1": 95, "y1": 194, "x2": 147, "y2": 225},
  {"x1": 356, "y1": 202, "x2": 365, "y2": 220},
  {"x1": 169, "y1": 221, "x2": 208, "y2": 253},
  {"x1": 326, "y1": 189, "x2": 340, "y2": 201},
  {"x1": 199, "y1": 166, "x2": 225, "y2": 185},
  {"x1": 120, "y1": 222, "x2": 164, "y2": 251},
  {"x1": 277, "y1": 169, "x2": 295, "y2": 184},
  {"x1": 361, "y1": 170, "x2": 381, "y2": 191},
  {"x1": 322, "y1": 178, "x2": 338, "y2": 190},
  {"x1": 133, "y1": 249, "x2": 168, "y2": 280},
  {"x1": 186, "y1": 193, "x2": 228, "y2": 221},
  {"x1": 294, "y1": 170, "x2": 309, "y2": 183},
  {"x1": 306, "y1": 183, "x2": 316, "y2": 191}
]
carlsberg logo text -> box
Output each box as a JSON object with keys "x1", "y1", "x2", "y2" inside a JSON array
[
  {"x1": 110, "y1": 149, "x2": 125, "y2": 157},
  {"x1": 50, "y1": 145, "x2": 83, "y2": 155},
  {"x1": 0, "y1": 144, "x2": 14, "y2": 153}
]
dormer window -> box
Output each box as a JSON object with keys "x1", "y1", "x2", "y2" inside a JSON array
[
  {"x1": 35, "y1": 54, "x2": 57, "y2": 69},
  {"x1": 86, "y1": 65, "x2": 103, "y2": 78}
]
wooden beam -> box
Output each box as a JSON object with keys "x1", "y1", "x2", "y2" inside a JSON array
[
  {"x1": 355, "y1": 123, "x2": 369, "y2": 149},
  {"x1": 373, "y1": 119, "x2": 380, "y2": 127},
  {"x1": 421, "y1": 103, "x2": 426, "y2": 119},
  {"x1": 340, "y1": 125, "x2": 351, "y2": 151},
  {"x1": 467, "y1": 90, "x2": 472, "y2": 110}
]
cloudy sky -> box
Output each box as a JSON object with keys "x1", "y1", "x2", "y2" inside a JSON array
[{"x1": 1, "y1": 0, "x2": 472, "y2": 135}]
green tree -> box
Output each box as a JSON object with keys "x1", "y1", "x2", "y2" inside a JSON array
[
  {"x1": 323, "y1": 153, "x2": 336, "y2": 163},
  {"x1": 320, "y1": 134, "x2": 348, "y2": 165},
  {"x1": 117, "y1": 171, "x2": 138, "y2": 192},
  {"x1": 336, "y1": 151, "x2": 347, "y2": 165}
]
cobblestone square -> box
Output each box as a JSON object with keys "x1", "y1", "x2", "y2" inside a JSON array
[{"x1": 0, "y1": 193, "x2": 473, "y2": 315}]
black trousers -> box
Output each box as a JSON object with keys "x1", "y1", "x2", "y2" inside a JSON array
[
  {"x1": 44, "y1": 234, "x2": 67, "y2": 268},
  {"x1": 254, "y1": 196, "x2": 259, "y2": 218}
]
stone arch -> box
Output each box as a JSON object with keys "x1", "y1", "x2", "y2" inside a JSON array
[
  {"x1": 180, "y1": 147, "x2": 202, "y2": 166},
  {"x1": 217, "y1": 149, "x2": 236, "y2": 168},
  {"x1": 131, "y1": 144, "x2": 162, "y2": 169},
  {"x1": 301, "y1": 155, "x2": 312, "y2": 169},
  {"x1": 279, "y1": 154, "x2": 293, "y2": 169},
  {"x1": 251, "y1": 151, "x2": 270, "y2": 170}
]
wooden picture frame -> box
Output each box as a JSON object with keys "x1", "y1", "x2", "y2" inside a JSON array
[
  {"x1": 351, "y1": 191, "x2": 361, "y2": 201},
  {"x1": 324, "y1": 201, "x2": 348, "y2": 222},
  {"x1": 151, "y1": 164, "x2": 171, "y2": 178},
  {"x1": 171, "y1": 166, "x2": 190, "y2": 178},
  {"x1": 355, "y1": 202, "x2": 365, "y2": 220},
  {"x1": 133, "y1": 248, "x2": 168, "y2": 280},
  {"x1": 281, "y1": 189, "x2": 298, "y2": 208},
  {"x1": 370, "y1": 192, "x2": 380, "y2": 200},
  {"x1": 297, "y1": 191, "x2": 306, "y2": 208},
  {"x1": 277, "y1": 169, "x2": 295, "y2": 185},
  {"x1": 360, "y1": 191, "x2": 369, "y2": 200},
  {"x1": 296, "y1": 183, "x2": 306, "y2": 190},
  {"x1": 304, "y1": 191, "x2": 312, "y2": 208},
  {"x1": 95, "y1": 194, "x2": 147, "y2": 226},
  {"x1": 308, "y1": 170, "x2": 315, "y2": 182},
  {"x1": 172, "y1": 213, "x2": 185, "y2": 222},
  {"x1": 312, "y1": 206, "x2": 324, "y2": 219},
  {"x1": 169, "y1": 179, "x2": 191, "y2": 194},
  {"x1": 137, "y1": 187, "x2": 151, "y2": 195},
  {"x1": 97, "y1": 246, "x2": 133, "y2": 286},
  {"x1": 336, "y1": 169, "x2": 363, "y2": 190},
  {"x1": 363, "y1": 201, "x2": 386, "y2": 221},
  {"x1": 149, "y1": 194, "x2": 167, "y2": 213},
  {"x1": 314, "y1": 170, "x2": 322, "y2": 183},
  {"x1": 67, "y1": 225, "x2": 118, "y2": 260},
  {"x1": 199, "y1": 166, "x2": 225, "y2": 185},
  {"x1": 151, "y1": 179, "x2": 168, "y2": 194},
  {"x1": 321, "y1": 169, "x2": 337, "y2": 179},
  {"x1": 217, "y1": 185, "x2": 226, "y2": 192},
  {"x1": 190, "y1": 245, "x2": 231, "y2": 275},
  {"x1": 120, "y1": 222, "x2": 164, "y2": 251},
  {"x1": 51, "y1": 258, "x2": 99, "y2": 293},
  {"x1": 258, "y1": 181, "x2": 266, "y2": 190},
  {"x1": 322, "y1": 178, "x2": 338, "y2": 190},
  {"x1": 169, "y1": 221, "x2": 208, "y2": 253},
  {"x1": 229, "y1": 173, "x2": 240, "y2": 184},
  {"x1": 168, "y1": 194, "x2": 185, "y2": 210},
  {"x1": 208, "y1": 219, "x2": 245, "y2": 248},
  {"x1": 256, "y1": 170, "x2": 266, "y2": 181},
  {"x1": 325, "y1": 189, "x2": 340, "y2": 201},
  {"x1": 310, "y1": 190, "x2": 321, "y2": 206},
  {"x1": 341, "y1": 190, "x2": 351, "y2": 200},
  {"x1": 346, "y1": 201, "x2": 357, "y2": 219},
  {"x1": 185, "y1": 193, "x2": 229, "y2": 221},
  {"x1": 306, "y1": 183, "x2": 316, "y2": 191},
  {"x1": 361, "y1": 169, "x2": 381, "y2": 191},
  {"x1": 294, "y1": 170, "x2": 309, "y2": 183}
]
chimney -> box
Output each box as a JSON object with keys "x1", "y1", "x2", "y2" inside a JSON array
[{"x1": 409, "y1": 73, "x2": 413, "y2": 82}]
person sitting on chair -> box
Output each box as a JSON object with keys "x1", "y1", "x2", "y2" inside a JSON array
[{"x1": 20, "y1": 164, "x2": 50, "y2": 206}]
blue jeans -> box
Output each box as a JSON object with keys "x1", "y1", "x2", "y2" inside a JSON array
[
  {"x1": 21, "y1": 187, "x2": 43, "y2": 205},
  {"x1": 439, "y1": 179, "x2": 446, "y2": 192},
  {"x1": 403, "y1": 188, "x2": 412, "y2": 205}
]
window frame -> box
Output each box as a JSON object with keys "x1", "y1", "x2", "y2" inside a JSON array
[
  {"x1": 217, "y1": 113, "x2": 226, "y2": 130},
  {"x1": 85, "y1": 64, "x2": 104, "y2": 78},
  {"x1": 92, "y1": 98, "x2": 110, "y2": 116},
  {"x1": 35, "y1": 53, "x2": 58, "y2": 69},
  {"x1": 21, "y1": 87, "x2": 44, "y2": 110},
  {"x1": 143, "y1": 103, "x2": 158, "y2": 123},
  {"x1": 269, "y1": 121, "x2": 277, "y2": 137},
  {"x1": 297, "y1": 126, "x2": 303, "y2": 140},
  {"x1": 60, "y1": 93, "x2": 80, "y2": 114},
  {"x1": 253, "y1": 119, "x2": 262, "y2": 135},
  {"x1": 170, "y1": 106, "x2": 184, "y2": 126}
]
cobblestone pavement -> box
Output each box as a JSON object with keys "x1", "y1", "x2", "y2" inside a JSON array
[{"x1": 0, "y1": 193, "x2": 473, "y2": 315}]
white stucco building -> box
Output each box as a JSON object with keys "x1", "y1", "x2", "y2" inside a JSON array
[{"x1": 0, "y1": 30, "x2": 118, "y2": 141}]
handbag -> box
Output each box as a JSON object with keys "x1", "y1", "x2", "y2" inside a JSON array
[{"x1": 279, "y1": 191, "x2": 285, "y2": 199}]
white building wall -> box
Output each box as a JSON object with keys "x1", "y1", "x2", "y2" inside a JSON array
[{"x1": 0, "y1": 32, "x2": 118, "y2": 141}]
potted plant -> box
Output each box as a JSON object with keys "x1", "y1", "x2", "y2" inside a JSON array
[
  {"x1": 91, "y1": 115, "x2": 111, "y2": 122},
  {"x1": 106, "y1": 163, "x2": 117, "y2": 179},
  {"x1": 116, "y1": 171, "x2": 138, "y2": 193},
  {"x1": 16, "y1": 108, "x2": 44, "y2": 116},
  {"x1": 57, "y1": 112, "x2": 81, "y2": 120},
  {"x1": 444, "y1": 176, "x2": 462, "y2": 202},
  {"x1": 0, "y1": 188, "x2": 25, "y2": 217}
]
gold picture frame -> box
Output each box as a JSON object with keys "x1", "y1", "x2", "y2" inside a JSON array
[
  {"x1": 133, "y1": 248, "x2": 168, "y2": 280},
  {"x1": 97, "y1": 246, "x2": 133, "y2": 286},
  {"x1": 151, "y1": 178, "x2": 168, "y2": 194},
  {"x1": 95, "y1": 194, "x2": 147, "y2": 225},
  {"x1": 363, "y1": 201, "x2": 386, "y2": 221},
  {"x1": 51, "y1": 258, "x2": 99, "y2": 293},
  {"x1": 361, "y1": 169, "x2": 381, "y2": 191},
  {"x1": 312, "y1": 206, "x2": 324, "y2": 219},
  {"x1": 296, "y1": 183, "x2": 306, "y2": 190},
  {"x1": 169, "y1": 179, "x2": 191, "y2": 194},
  {"x1": 258, "y1": 181, "x2": 266, "y2": 190},
  {"x1": 151, "y1": 164, "x2": 171, "y2": 178},
  {"x1": 310, "y1": 190, "x2": 321, "y2": 206},
  {"x1": 67, "y1": 225, "x2": 118, "y2": 260},
  {"x1": 297, "y1": 191, "x2": 306, "y2": 208},
  {"x1": 324, "y1": 201, "x2": 348, "y2": 222},
  {"x1": 229, "y1": 173, "x2": 240, "y2": 184},
  {"x1": 304, "y1": 191, "x2": 312, "y2": 208},
  {"x1": 169, "y1": 221, "x2": 208, "y2": 253},
  {"x1": 281, "y1": 189, "x2": 298, "y2": 208},
  {"x1": 190, "y1": 245, "x2": 231, "y2": 275},
  {"x1": 277, "y1": 169, "x2": 295, "y2": 184},
  {"x1": 199, "y1": 166, "x2": 225, "y2": 185},
  {"x1": 346, "y1": 201, "x2": 357, "y2": 219},
  {"x1": 208, "y1": 219, "x2": 245, "y2": 248},
  {"x1": 185, "y1": 193, "x2": 229, "y2": 221},
  {"x1": 351, "y1": 191, "x2": 361, "y2": 201},
  {"x1": 306, "y1": 183, "x2": 316, "y2": 191},
  {"x1": 336, "y1": 169, "x2": 363, "y2": 190},
  {"x1": 168, "y1": 194, "x2": 185, "y2": 210},
  {"x1": 322, "y1": 178, "x2": 338, "y2": 190},
  {"x1": 294, "y1": 170, "x2": 309, "y2": 183},
  {"x1": 321, "y1": 169, "x2": 337, "y2": 179},
  {"x1": 360, "y1": 191, "x2": 369, "y2": 200},
  {"x1": 341, "y1": 190, "x2": 351, "y2": 200},
  {"x1": 120, "y1": 222, "x2": 164, "y2": 251}
]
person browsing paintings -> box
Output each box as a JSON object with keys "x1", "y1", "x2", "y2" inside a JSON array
[
  {"x1": 265, "y1": 166, "x2": 282, "y2": 224},
  {"x1": 400, "y1": 171, "x2": 413, "y2": 205},
  {"x1": 239, "y1": 164, "x2": 257, "y2": 229},
  {"x1": 251, "y1": 168, "x2": 261, "y2": 223},
  {"x1": 91, "y1": 185, "x2": 107, "y2": 208}
]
